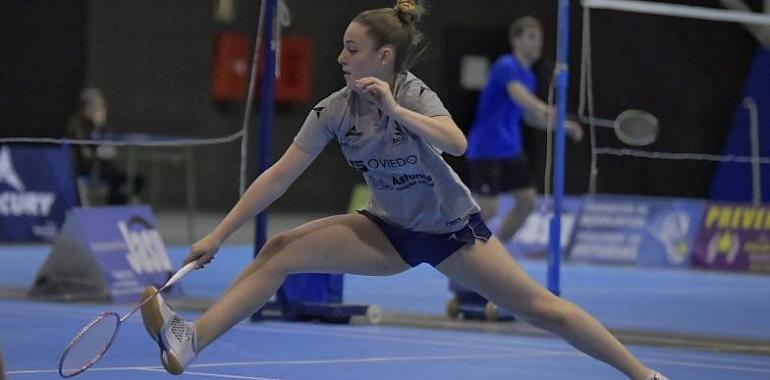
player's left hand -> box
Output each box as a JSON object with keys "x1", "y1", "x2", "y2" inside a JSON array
[{"x1": 355, "y1": 77, "x2": 398, "y2": 114}]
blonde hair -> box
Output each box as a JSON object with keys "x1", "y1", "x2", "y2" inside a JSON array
[{"x1": 353, "y1": 0, "x2": 427, "y2": 73}]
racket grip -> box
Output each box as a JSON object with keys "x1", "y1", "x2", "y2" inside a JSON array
[{"x1": 162, "y1": 261, "x2": 197, "y2": 290}]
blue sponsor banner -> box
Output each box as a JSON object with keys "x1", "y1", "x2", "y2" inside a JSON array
[
  {"x1": 0, "y1": 144, "x2": 79, "y2": 241},
  {"x1": 496, "y1": 196, "x2": 584, "y2": 258},
  {"x1": 71, "y1": 206, "x2": 178, "y2": 302},
  {"x1": 569, "y1": 195, "x2": 706, "y2": 267}
]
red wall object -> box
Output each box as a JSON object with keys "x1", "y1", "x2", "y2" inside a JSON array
[
  {"x1": 210, "y1": 30, "x2": 250, "y2": 102},
  {"x1": 211, "y1": 32, "x2": 312, "y2": 104},
  {"x1": 274, "y1": 35, "x2": 312, "y2": 103}
]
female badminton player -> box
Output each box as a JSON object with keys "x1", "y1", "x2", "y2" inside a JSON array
[{"x1": 141, "y1": 2, "x2": 668, "y2": 379}]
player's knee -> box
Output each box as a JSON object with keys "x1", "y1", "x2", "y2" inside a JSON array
[
  {"x1": 519, "y1": 297, "x2": 570, "y2": 330},
  {"x1": 255, "y1": 234, "x2": 292, "y2": 271}
]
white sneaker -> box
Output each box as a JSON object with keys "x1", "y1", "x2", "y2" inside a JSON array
[
  {"x1": 645, "y1": 371, "x2": 669, "y2": 380},
  {"x1": 140, "y1": 287, "x2": 174, "y2": 343},
  {"x1": 140, "y1": 286, "x2": 198, "y2": 375}
]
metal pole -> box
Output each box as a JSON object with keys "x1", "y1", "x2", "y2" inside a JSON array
[
  {"x1": 744, "y1": 97, "x2": 762, "y2": 205},
  {"x1": 254, "y1": 0, "x2": 278, "y2": 255},
  {"x1": 548, "y1": 0, "x2": 571, "y2": 296},
  {"x1": 240, "y1": 0, "x2": 268, "y2": 195}
]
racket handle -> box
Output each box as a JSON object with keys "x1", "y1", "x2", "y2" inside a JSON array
[{"x1": 161, "y1": 261, "x2": 197, "y2": 290}]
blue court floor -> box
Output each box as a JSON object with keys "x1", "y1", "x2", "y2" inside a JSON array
[
  {"x1": 1, "y1": 299, "x2": 769, "y2": 380},
  {"x1": 1, "y1": 243, "x2": 769, "y2": 379},
  {"x1": 2, "y1": 243, "x2": 768, "y2": 340}
]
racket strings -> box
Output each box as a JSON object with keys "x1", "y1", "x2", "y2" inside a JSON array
[{"x1": 59, "y1": 314, "x2": 120, "y2": 377}]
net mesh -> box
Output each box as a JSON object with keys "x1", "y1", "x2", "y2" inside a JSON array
[{"x1": 579, "y1": 0, "x2": 770, "y2": 199}]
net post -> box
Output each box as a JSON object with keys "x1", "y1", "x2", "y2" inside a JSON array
[
  {"x1": 744, "y1": 97, "x2": 762, "y2": 206},
  {"x1": 254, "y1": 0, "x2": 278, "y2": 256},
  {"x1": 548, "y1": 0, "x2": 571, "y2": 296}
]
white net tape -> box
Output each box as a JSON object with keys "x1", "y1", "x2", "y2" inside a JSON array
[
  {"x1": 0, "y1": 0, "x2": 291, "y2": 195},
  {"x1": 583, "y1": 0, "x2": 770, "y2": 25},
  {"x1": 594, "y1": 148, "x2": 770, "y2": 164},
  {"x1": 0, "y1": 132, "x2": 243, "y2": 147}
]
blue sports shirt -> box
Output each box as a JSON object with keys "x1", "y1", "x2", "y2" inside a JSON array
[{"x1": 466, "y1": 54, "x2": 536, "y2": 159}]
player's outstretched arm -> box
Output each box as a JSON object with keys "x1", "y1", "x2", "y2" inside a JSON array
[
  {"x1": 507, "y1": 81, "x2": 550, "y2": 124},
  {"x1": 508, "y1": 81, "x2": 582, "y2": 141},
  {"x1": 184, "y1": 143, "x2": 317, "y2": 267}
]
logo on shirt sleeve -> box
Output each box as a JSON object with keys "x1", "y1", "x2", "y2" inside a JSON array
[{"x1": 312, "y1": 106, "x2": 326, "y2": 119}]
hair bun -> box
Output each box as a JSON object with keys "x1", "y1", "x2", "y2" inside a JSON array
[{"x1": 394, "y1": 0, "x2": 423, "y2": 24}]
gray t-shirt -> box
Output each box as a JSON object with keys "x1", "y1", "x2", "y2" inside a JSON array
[{"x1": 293, "y1": 72, "x2": 480, "y2": 234}]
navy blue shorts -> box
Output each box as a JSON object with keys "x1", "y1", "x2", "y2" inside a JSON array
[
  {"x1": 358, "y1": 210, "x2": 492, "y2": 268},
  {"x1": 467, "y1": 153, "x2": 534, "y2": 196}
]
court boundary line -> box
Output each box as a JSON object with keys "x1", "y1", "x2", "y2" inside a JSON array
[
  {"x1": 238, "y1": 325, "x2": 770, "y2": 373},
  {"x1": 376, "y1": 311, "x2": 770, "y2": 356},
  {"x1": 239, "y1": 325, "x2": 770, "y2": 373},
  {"x1": 255, "y1": 321, "x2": 770, "y2": 368},
  {"x1": 8, "y1": 350, "x2": 770, "y2": 377},
  {"x1": 139, "y1": 367, "x2": 287, "y2": 380},
  {"x1": 235, "y1": 323, "x2": 570, "y2": 356},
  {"x1": 5, "y1": 321, "x2": 770, "y2": 376},
  {"x1": 3, "y1": 301, "x2": 769, "y2": 365},
  {"x1": 185, "y1": 351, "x2": 565, "y2": 369},
  {"x1": 642, "y1": 358, "x2": 770, "y2": 374},
  {"x1": 231, "y1": 323, "x2": 770, "y2": 373},
  {"x1": 5, "y1": 351, "x2": 566, "y2": 376}
]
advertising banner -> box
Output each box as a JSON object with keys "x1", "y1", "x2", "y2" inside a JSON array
[
  {"x1": 569, "y1": 195, "x2": 706, "y2": 267},
  {"x1": 692, "y1": 203, "x2": 770, "y2": 273},
  {"x1": 29, "y1": 206, "x2": 180, "y2": 302},
  {"x1": 0, "y1": 144, "x2": 78, "y2": 241},
  {"x1": 503, "y1": 196, "x2": 584, "y2": 259}
]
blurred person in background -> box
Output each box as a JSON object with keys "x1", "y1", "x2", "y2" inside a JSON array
[
  {"x1": 68, "y1": 88, "x2": 142, "y2": 204},
  {"x1": 465, "y1": 16, "x2": 583, "y2": 243}
]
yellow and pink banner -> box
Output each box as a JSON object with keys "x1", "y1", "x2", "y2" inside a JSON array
[{"x1": 692, "y1": 203, "x2": 770, "y2": 273}]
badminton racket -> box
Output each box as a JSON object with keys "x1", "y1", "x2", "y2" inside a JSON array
[{"x1": 58, "y1": 261, "x2": 197, "y2": 378}]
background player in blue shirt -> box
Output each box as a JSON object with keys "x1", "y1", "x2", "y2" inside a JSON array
[
  {"x1": 466, "y1": 16, "x2": 583, "y2": 243},
  {"x1": 140, "y1": 3, "x2": 665, "y2": 379}
]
